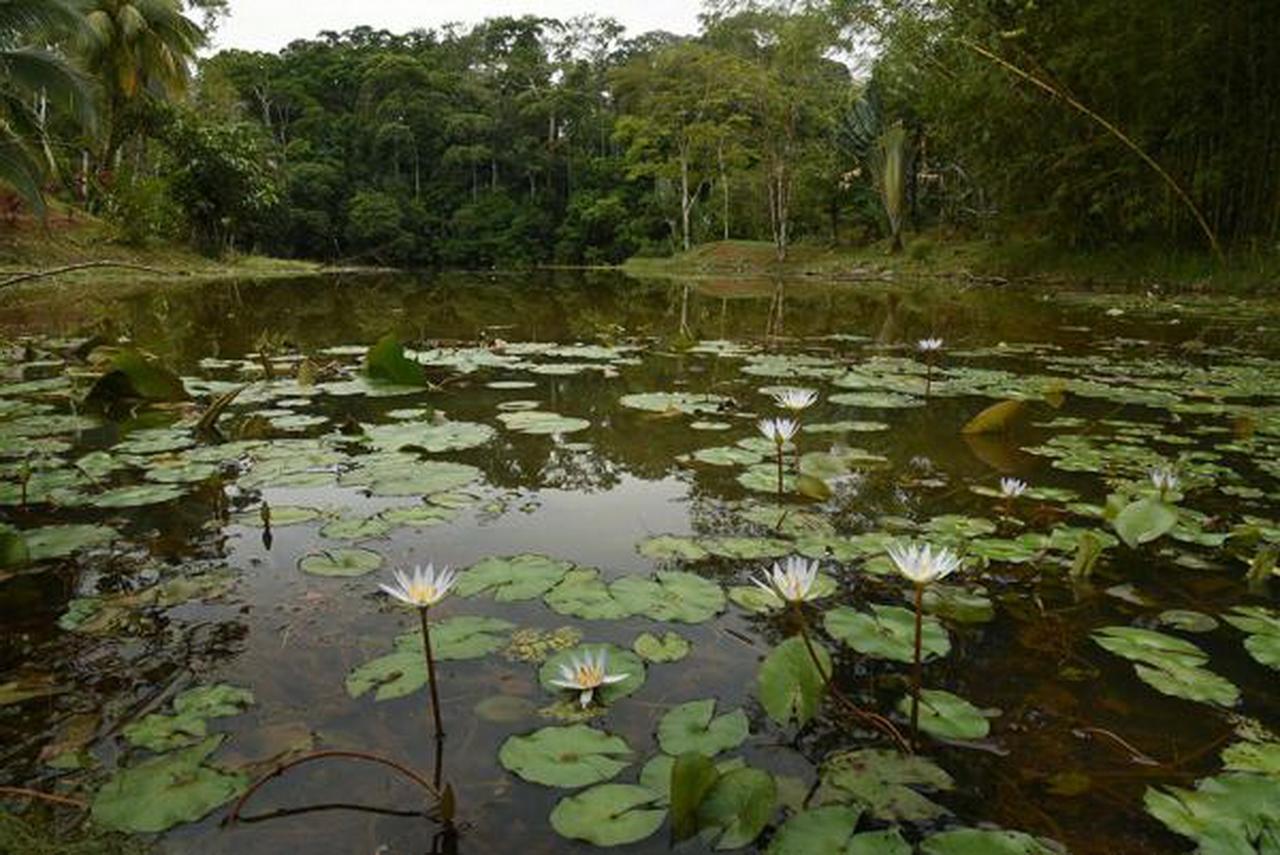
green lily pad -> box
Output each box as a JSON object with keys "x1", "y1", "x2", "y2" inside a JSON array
[
  {"x1": 92, "y1": 736, "x2": 246, "y2": 833},
  {"x1": 920, "y1": 828, "x2": 1065, "y2": 855},
  {"x1": 455, "y1": 553, "x2": 574, "y2": 601},
  {"x1": 814, "y1": 748, "x2": 953, "y2": 822},
  {"x1": 499, "y1": 724, "x2": 633, "y2": 787},
  {"x1": 298, "y1": 547, "x2": 384, "y2": 577},
  {"x1": 1157, "y1": 610, "x2": 1219, "y2": 633},
  {"x1": 633, "y1": 631, "x2": 691, "y2": 663},
  {"x1": 610, "y1": 571, "x2": 725, "y2": 623},
  {"x1": 619, "y1": 392, "x2": 729, "y2": 415},
  {"x1": 824, "y1": 605, "x2": 951, "y2": 663},
  {"x1": 549, "y1": 783, "x2": 666, "y2": 847},
  {"x1": 1222, "y1": 606, "x2": 1280, "y2": 670},
  {"x1": 897, "y1": 689, "x2": 993, "y2": 741},
  {"x1": 637, "y1": 535, "x2": 709, "y2": 562},
  {"x1": 700, "y1": 537, "x2": 792, "y2": 560},
  {"x1": 657, "y1": 699, "x2": 749, "y2": 757},
  {"x1": 497, "y1": 410, "x2": 590, "y2": 435},
  {"x1": 320, "y1": 516, "x2": 393, "y2": 540},
  {"x1": 692, "y1": 445, "x2": 765, "y2": 467},
  {"x1": 88, "y1": 484, "x2": 186, "y2": 508},
  {"x1": 766, "y1": 805, "x2": 861, "y2": 854},
  {"x1": 1093, "y1": 626, "x2": 1239, "y2": 706},
  {"x1": 848, "y1": 828, "x2": 912, "y2": 855},
  {"x1": 544, "y1": 569, "x2": 632, "y2": 620},
  {"x1": 23, "y1": 524, "x2": 117, "y2": 561},
  {"x1": 728, "y1": 574, "x2": 837, "y2": 613},
  {"x1": 539, "y1": 644, "x2": 646, "y2": 704},
  {"x1": 364, "y1": 420, "x2": 495, "y2": 453},
  {"x1": 697, "y1": 766, "x2": 776, "y2": 850},
  {"x1": 238, "y1": 505, "x2": 323, "y2": 527},
  {"x1": 638, "y1": 754, "x2": 747, "y2": 804},
  {"x1": 364, "y1": 333, "x2": 424, "y2": 387},
  {"x1": 1145, "y1": 773, "x2": 1280, "y2": 855},
  {"x1": 737, "y1": 464, "x2": 798, "y2": 494},
  {"x1": 346, "y1": 616, "x2": 515, "y2": 700},
  {"x1": 1113, "y1": 497, "x2": 1179, "y2": 548},
  {"x1": 757, "y1": 636, "x2": 830, "y2": 728}
]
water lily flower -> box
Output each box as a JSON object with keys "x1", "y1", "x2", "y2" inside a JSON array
[
  {"x1": 379, "y1": 563, "x2": 456, "y2": 609},
  {"x1": 886, "y1": 542, "x2": 963, "y2": 586},
  {"x1": 1150, "y1": 467, "x2": 1179, "y2": 495},
  {"x1": 1000, "y1": 477, "x2": 1028, "y2": 499},
  {"x1": 771, "y1": 387, "x2": 818, "y2": 412},
  {"x1": 754, "y1": 555, "x2": 821, "y2": 603},
  {"x1": 549, "y1": 649, "x2": 629, "y2": 707},
  {"x1": 758, "y1": 417, "x2": 799, "y2": 446},
  {"x1": 917, "y1": 338, "x2": 944, "y2": 352}
]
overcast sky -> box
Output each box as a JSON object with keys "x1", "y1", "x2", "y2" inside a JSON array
[{"x1": 212, "y1": 0, "x2": 703, "y2": 52}]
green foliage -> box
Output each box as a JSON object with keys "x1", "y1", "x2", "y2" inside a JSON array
[{"x1": 756, "y1": 636, "x2": 829, "y2": 728}]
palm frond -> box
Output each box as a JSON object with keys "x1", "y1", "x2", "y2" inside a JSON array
[{"x1": 0, "y1": 135, "x2": 47, "y2": 213}]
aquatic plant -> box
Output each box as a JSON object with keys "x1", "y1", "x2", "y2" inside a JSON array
[{"x1": 548, "y1": 648, "x2": 630, "y2": 708}]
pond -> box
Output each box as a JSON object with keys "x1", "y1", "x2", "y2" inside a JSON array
[{"x1": 0, "y1": 271, "x2": 1277, "y2": 855}]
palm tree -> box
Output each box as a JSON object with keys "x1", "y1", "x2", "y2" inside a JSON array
[
  {"x1": 73, "y1": 0, "x2": 204, "y2": 167},
  {"x1": 0, "y1": 0, "x2": 93, "y2": 211}
]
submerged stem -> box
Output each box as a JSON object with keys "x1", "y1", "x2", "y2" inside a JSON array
[
  {"x1": 419, "y1": 607, "x2": 445, "y2": 745},
  {"x1": 911, "y1": 583, "x2": 924, "y2": 746}
]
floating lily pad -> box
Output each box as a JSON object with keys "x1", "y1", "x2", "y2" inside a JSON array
[
  {"x1": 499, "y1": 724, "x2": 633, "y2": 787},
  {"x1": 657, "y1": 699, "x2": 748, "y2": 757},
  {"x1": 757, "y1": 636, "x2": 829, "y2": 728},
  {"x1": 544, "y1": 569, "x2": 632, "y2": 620},
  {"x1": 633, "y1": 631, "x2": 691, "y2": 662},
  {"x1": 692, "y1": 445, "x2": 765, "y2": 467},
  {"x1": 766, "y1": 805, "x2": 861, "y2": 854},
  {"x1": 610, "y1": 571, "x2": 725, "y2": 623},
  {"x1": 697, "y1": 766, "x2": 776, "y2": 850},
  {"x1": 1093, "y1": 626, "x2": 1239, "y2": 706},
  {"x1": 92, "y1": 736, "x2": 246, "y2": 833},
  {"x1": 1145, "y1": 774, "x2": 1280, "y2": 855},
  {"x1": 638, "y1": 535, "x2": 709, "y2": 562},
  {"x1": 88, "y1": 484, "x2": 186, "y2": 508},
  {"x1": 364, "y1": 420, "x2": 495, "y2": 453},
  {"x1": 498, "y1": 410, "x2": 590, "y2": 435},
  {"x1": 897, "y1": 689, "x2": 993, "y2": 741},
  {"x1": 824, "y1": 605, "x2": 950, "y2": 663},
  {"x1": 619, "y1": 392, "x2": 729, "y2": 415},
  {"x1": 1157, "y1": 610, "x2": 1219, "y2": 633},
  {"x1": 320, "y1": 516, "x2": 393, "y2": 540},
  {"x1": 238, "y1": 505, "x2": 322, "y2": 527},
  {"x1": 549, "y1": 783, "x2": 666, "y2": 847},
  {"x1": 848, "y1": 829, "x2": 912, "y2": 855},
  {"x1": 700, "y1": 537, "x2": 792, "y2": 560},
  {"x1": 298, "y1": 547, "x2": 384, "y2": 577},
  {"x1": 346, "y1": 616, "x2": 515, "y2": 700},
  {"x1": 23, "y1": 524, "x2": 117, "y2": 561},
  {"x1": 1222, "y1": 606, "x2": 1280, "y2": 670},
  {"x1": 456, "y1": 553, "x2": 574, "y2": 601},
  {"x1": 814, "y1": 748, "x2": 953, "y2": 822},
  {"x1": 921, "y1": 828, "x2": 1065, "y2": 855}
]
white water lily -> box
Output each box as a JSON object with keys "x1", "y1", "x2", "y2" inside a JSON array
[
  {"x1": 758, "y1": 417, "x2": 799, "y2": 446},
  {"x1": 549, "y1": 649, "x2": 629, "y2": 708},
  {"x1": 379, "y1": 563, "x2": 457, "y2": 609},
  {"x1": 771, "y1": 387, "x2": 819, "y2": 412},
  {"x1": 1000, "y1": 477, "x2": 1028, "y2": 499},
  {"x1": 886, "y1": 541, "x2": 963, "y2": 586},
  {"x1": 1150, "y1": 467, "x2": 1180, "y2": 494},
  {"x1": 917, "y1": 337, "x2": 944, "y2": 352},
  {"x1": 754, "y1": 555, "x2": 821, "y2": 603}
]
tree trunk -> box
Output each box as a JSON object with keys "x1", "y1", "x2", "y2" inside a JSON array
[{"x1": 680, "y1": 149, "x2": 692, "y2": 252}]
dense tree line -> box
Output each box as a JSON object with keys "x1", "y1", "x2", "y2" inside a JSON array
[{"x1": 3, "y1": 1, "x2": 1277, "y2": 266}]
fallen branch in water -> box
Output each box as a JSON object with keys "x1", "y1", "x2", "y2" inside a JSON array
[
  {"x1": 0, "y1": 261, "x2": 188, "y2": 289},
  {"x1": 0, "y1": 786, "x2": 88, "y2": 809}
]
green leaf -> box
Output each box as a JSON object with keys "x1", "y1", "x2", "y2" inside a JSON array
[
  {"x1": 1145, "y1": 773, "x2": 1280, "y2": 854},
  {"x1": 757, "y1": 636, "x2": 829, "y2": 728},
  {"x1": 637, "y1": 535, "x2": 709, "y2": 562},
  {"x1": 498, "y1": 724, "x2": 633, "y2": 788},
  {"x1": 363, "y1": 420, "x2": 494, "y2": 453},
  {"x1": 92, "y1": 736, "x2": 246, "y2": 833},
  {"x1": 824, "y1": 605, "x2": 950, "y2": 663},
  {"x1": 1093, "y1": 626, "x2": 1239, "y2": 706},
  {"x1": 638, "y1": 754, "x2": 746, "y2": 804},
  {"x1": 346, "y1": 617, "x2": 514, "y2": 700},
  {"x1": 610, "y1": 570, "x2": 725, "y2": 623},
  {"x1": 847, "y1": 828, "x2": 912, "y2": 855},
  {"x1": 897, "y1": 689, "x2": 993, "y2": 741},
  {"x1": 671, "y1": 752, "x2": 719, "y2": 842},
  {"x1": 960, "y1": 399, "x2": 1025, "y2": 435},
  {"x1": 497, "y1": 410, "x2": 591, "y2": 435},
  {"x1": 455, "y1": 553, "x2": 574, "y2": 601},
  {"x1": 766, "y1": 805, "x2": 861, "y2": 854},
  {"x1": 122, "y1": 711, "x2": 208, "y2": 753},
  {"x1": 921, "y1": 828, "x2": 1065, "y2": 855},
  {"x1": 87, "y1": 349, "x2": 189, "y2": 406},
  {"x1": 657, "y1": 699, "x2": 749, "y2": 757},
  {"x1": 544, "y1": 568, "x2": 632, "y2": 620},
  {"x1": 0, "y1": 529, "x2": 29, "y2": 568},
  {"x1": 697, "y1": 766, "x2": 776, "y2": 849},
  {"x1": 364, "y1": 333, "x2": 424, "y2": 386},
  {"x1": 539, "y1": 644, "x2": 646, "y2": 705},
  {"x1": 549, "y1": 783, "x2": 667, "y2": 847},
  {"x1": 633, "y1": 631, "x2": 691, "y2": 663},
  {"x1": 1113, "y1": 498, "x2": 1178, "y2": 548},
  {"x1": 298, "y1": 547, "x2": 384, "y2": 577},
  {"x1": 814, "y1": 748, "x2": 953, "y2": 822}
]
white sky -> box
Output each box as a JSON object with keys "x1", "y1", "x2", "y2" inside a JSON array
[{"x1": 212, "y1": 0, "x2": 703, "y2": 52}]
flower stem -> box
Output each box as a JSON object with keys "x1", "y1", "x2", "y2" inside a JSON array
[
  {"x1": 911, "y1": 583, "x2": 924, "y2": 747},
  {"x1": 775, "y1": 445, "x2": 784, "y2": 500},
  {"x1": 419, "y1": 607, "x2": 445, "y2": 742}
]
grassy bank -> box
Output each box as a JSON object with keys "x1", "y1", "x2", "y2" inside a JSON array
[
  {"x1": 0, "y1": 214, "x2": 367, "y2": 299},
  {"x1": 623, "y1": 236, "x2": 1280, "y2": 293}
]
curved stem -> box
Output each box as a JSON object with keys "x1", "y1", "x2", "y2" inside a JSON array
[
  {"x1": 792, "y1": 603, "x2": 910, "y2": 753},
  {"x1": 911, "y1": 583, "x2": 924, "y2": 747},
  {"x1": 225, "y1": 749, "x2": 440, "y2": 826},
  {"x1": 419, "y1": 607, "x2": 446, "y2": 790},
  {"x1": 0, "y1": 786, "x2": 87, "y2": 809},
  {"x1": 775, "y1": 446, "x2": 784, "y2": 499}
]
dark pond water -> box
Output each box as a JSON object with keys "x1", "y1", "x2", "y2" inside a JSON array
[{"x1": 0, "y1": 272, "x2": 1277, "y2": 854}]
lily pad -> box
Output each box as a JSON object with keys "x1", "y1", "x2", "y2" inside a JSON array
[
  {"x1": 498, "y1": 410, "x2": 591, "y2": 435},
  {"x1": 638, "y1": 535, "x2": 709, "y2": 562},
  {"x1": 23, "y1": 524, "x2": 117, "y2": 561},
  {"x1": 92, "y1": 736, "x2": 246, "y2": 833},
  {"x1": 364, "y1": 420, "x2": 495, "y2": 453},
  {"x1": 298, "y1": 547, "x2": 384, "y2": 577},
  {"x1": 814, "y1": 748, "x2": 953, "y2": 822},
  {"x1": 921, "y1": 828, "x2": 1065, "y2": 855},
  {"x1": 544, "y1": 569, "x2": 632, "y2": 620},
  {"x1": 657, "y1": 699, "x2": 749, "y2": 757},
  {"x1": 757, "y1": 636, "x2": 830, "y2": 728},
  {"x1": 824, "y1": 605, "x2": 951, "y2": 663},
  {"x1": 619, "y1": 392, "x2": 729, "y2": 415},
  {"x1": 346, "y1": 616, "x2": 515, "y2": 700},
  {"x1": 633, "y1": 631, "x2": 691, "y2": 663},
  {"x1": 697, "y1": 766, "x2": 777, "y2": 850},
  {"x1": 766, "y1": 805, "x2": 861, "y2": 854},
  {"x1": 549, "y1": 783, "x2": 666, "y2": 847},
  {"x1": 499, "y1": 724, "x2": 633, "y2": 787},
  {"x1": 455, "y1": 553, "x2": 574, "y2": 601},
  {"x1": 610, "y1": 571, "x2": 725, "y2": 623},
  {"x1": 897, "y1": 689, "x2": 993, "y2": 741},
  {"x1": 1093, "y1": 626, "x2": 1239, "y2": 706}
]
